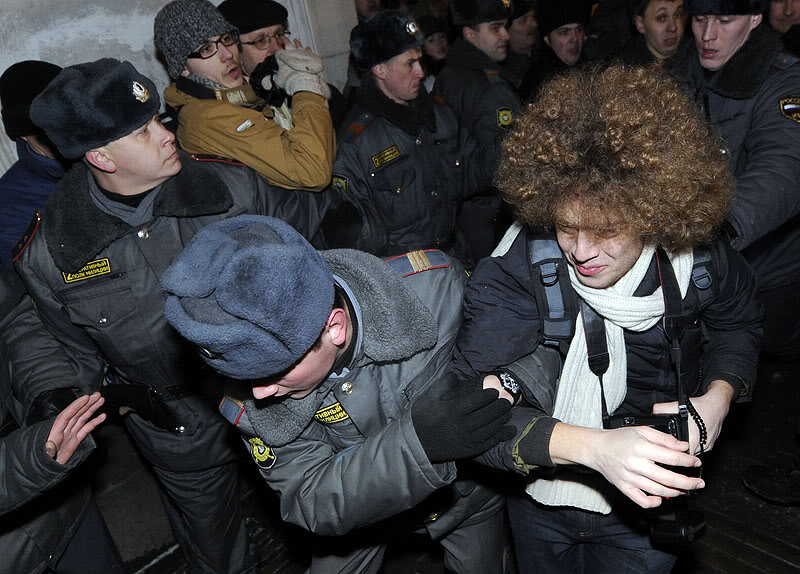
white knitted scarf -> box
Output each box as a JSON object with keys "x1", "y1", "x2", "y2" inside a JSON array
[{"x1": 524, "y1": 240, "x2": 694, "y2": 513}]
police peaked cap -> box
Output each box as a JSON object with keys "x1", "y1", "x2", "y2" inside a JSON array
[
  {"x1": 218, "y1": 0, "x2": 288, "y2": 35},
  {"x1": 30, "y1": 59, "x2": 160, "y2": 159},
  {"x1": 350, "y1": 10, "x2": 425, "y2": 72},
  {"x1": 450, "y1": 0, "x2": 514, "y2": 27},
  {"x1": 685, "y1": 0, "x2": 768, "y2": 14}
]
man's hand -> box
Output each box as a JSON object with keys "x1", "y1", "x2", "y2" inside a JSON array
[
  {"x1": 550, "y1": 423, "x2": 705, "y2": 508},
  {"x1": 45, "y1": 392, "x2": 106, "y2": 465},
  {"x1": 652, "y1": 379, "x2": 734, "y2": 454}
]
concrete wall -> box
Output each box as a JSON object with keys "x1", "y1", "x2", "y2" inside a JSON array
[{"x1": 0, "y1": 0, "x2": 356, "y2": 173}]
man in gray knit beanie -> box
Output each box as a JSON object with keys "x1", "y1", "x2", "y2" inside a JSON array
[{"x1": 153, "y1": 0, "x2": 335, "y2": 191}]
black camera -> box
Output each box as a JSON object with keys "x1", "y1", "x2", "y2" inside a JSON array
[{"x1": 604, "y1": 411, "x2": 706, "y2": 545}]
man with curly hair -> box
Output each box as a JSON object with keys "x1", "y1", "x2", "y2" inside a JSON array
[{"x1": 452, "y1": 64, "x2": 763, "y2": 572}]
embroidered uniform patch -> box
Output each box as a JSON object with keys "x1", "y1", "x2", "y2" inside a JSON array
[
  {"x1": 314, "y1": 402, "x2": 351, "y2": 424},
  {"x1": 248, "y1": 437, "x2": 277, "y2": 470},
  {"x1": 779, "y1": 96, "x2": 800, "y2": 123},
  {"x1": 497, "y1": 107, "x2": 513, "y2": 128},
  {"x1": 332, "y1": 175, "x2": 348, "y2": 194},
  {"x1": 61, "y1": 258, "x2": 112, "y2": 284},
  {"x1": 371, "y1": 145, "x2": 401, "y2": 168}
]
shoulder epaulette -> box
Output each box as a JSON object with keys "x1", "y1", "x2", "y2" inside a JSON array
[
  {"x1": 12, "y1": 209, "x2": 41, "y2": 263},
  {"x1": 341, "y1": 112, "x2": 374, "y2": 144},
  {"x1": 432, "y1": 93, "x2": 447, "y2": 106},
  {"x1": 384, "y1": 249, "x2": 450, "y2": 277},
  {"x1": 187, "y1": 153, "x2": 246, "y2": 167}
]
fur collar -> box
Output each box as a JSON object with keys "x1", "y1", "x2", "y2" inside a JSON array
[
  {"x1": 322, "y1": 249, "x2": 438, "y2": 363},
  {"x1": 670, "y1": 24, "x2": 782, "y2": 99},
  {"x1": 43, "y1": 154, "x2": 233, "y2": 273},
  {"x1": 356, "y1": 76, "x2": 437, "y2": 136}
]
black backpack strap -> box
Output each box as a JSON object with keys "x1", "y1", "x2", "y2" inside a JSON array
[
  {"x1": 690, "y1": 246, "x2": 714, "y2": 308},
  {"x1": 526, "y1": 234, "x2": 577, "y2": 354}
]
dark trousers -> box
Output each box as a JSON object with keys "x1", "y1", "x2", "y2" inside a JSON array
[
  {"x1": 56, "y1": 498, "x2": 124, "y2": 573},
  {"x1": 507, "y1": 494, "x2": 677, "y2": 574}
]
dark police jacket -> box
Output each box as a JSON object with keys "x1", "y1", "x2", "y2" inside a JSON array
[
  {"x1": 331, "y1": 80, "x2": 494, "y2": 266},
  {"x1": 0, "y1": 265, "x2": 95, "y2": 574},
  {"x1": 12, "y1": 155, "x2": 335, "y2": 419},
  {"x1": 668, "y1": 25, "x2": 800, "y2": 291},
  {"x1": 452, "y1": 226, "x2": 763, "y2": 472},
  {"x1": 433, "y1": 38, "x2": 521, "y2": 147}
]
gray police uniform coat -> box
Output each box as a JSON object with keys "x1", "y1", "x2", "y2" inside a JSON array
[
  {"x1": 222, "y1": 249, "x2": 504, "y2": 574},
  {"x1": 12, "y1": 154, "x2": 335, "y2": 574},
  {"x1": 331, "y1": 80, "x2": 494, "y2": 268},
  {"x1": 669, "y1": 25, "x2": 800, "y2": 291}
]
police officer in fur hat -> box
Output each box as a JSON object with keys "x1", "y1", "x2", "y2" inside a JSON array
[
  {"x1": 15, "y1": 57, "x2": 336, "y2": 574},
  {"x1": 162, "y1": 214, "x2": 514, "y2": 574},
  {"x1": 666, "y1": 0, "x2": 800, "y2": 507},
  {"x1": 330, "y1": 9, "x2": 496, "y2": 268},
  {"x1": 433, "y1": 0, "x2": 522, "y2": 265}
]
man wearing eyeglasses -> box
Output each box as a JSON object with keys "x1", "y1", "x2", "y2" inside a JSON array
[
  {"x1": 154, "y1": 0, "x2": 335, "y2": 191},
  {"x1": 218, "y1": 0, "x2": 291, "y2": 76}
]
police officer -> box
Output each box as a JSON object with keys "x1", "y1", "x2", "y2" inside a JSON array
[
  {"x1": 161, "y1": 215, "x2": 514, "y2": 574},
  {"x1": 667, "y1": 0, "x2": 800, "y2": 364},
  {"x1": 434, "y1": 0, "x2": 520, "y2": 264},
  {"x1": 14, "y1": 58, "x2": 335, "y2": 574},
  {"x1": 331, "y1": 10, "x2": 495, "y2": 268}
]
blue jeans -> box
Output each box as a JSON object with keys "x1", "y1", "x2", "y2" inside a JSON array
[{"x1": 507, "y1": 494, "x2": 677, "y2": 574}]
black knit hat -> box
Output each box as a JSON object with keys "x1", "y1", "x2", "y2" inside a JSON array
[
  {"x1": 154, "y1": 0, "x2": 233, "y2": 79},
  {"x1": 30, "y1": 59, "x2": 160, "y2": 159},
  {"x1": 450, "y1": 0, "x2": 514, "y2": 27},
  {"x1": 417, "y1": 14, "x2": 448, "y2": 38},
  {"x1": 538, "y1": 0, "x2": 592, "y2": 37},
  {"x1": 511, "y1": 0, "x2": 537, "y2": 21},
  {"x1": 685, "y1": 0, "x2": 768, "y2": 14},
  {"x1": 162, "y1": 215, "x2": 335, "y2": 381},
  {"x1": 0, "y1": 60, "x2": 62, "y2": 141},
  {"x1": 350, "y1": 10, "x2": 425, "y2": 72},
  {"x1": 218, "y1": 0, "x2": 288, "y2": 35}
]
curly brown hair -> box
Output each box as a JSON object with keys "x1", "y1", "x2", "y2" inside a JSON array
[{"x1": 495, "y1": 63, "x2": 732, "y2": 250}]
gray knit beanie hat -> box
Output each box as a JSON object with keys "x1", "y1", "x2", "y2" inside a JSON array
[{"x1": 154, "y1": 0, "x2": 234, "y2": 79}]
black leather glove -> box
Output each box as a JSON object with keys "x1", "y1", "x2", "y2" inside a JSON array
[
  {"x1": 411, "y1": 373, "x2": 514, "y2": 463},
  {"x1": 26, "y1": 388, "x2": 78, "y2": 425},
  {"x1": 249, "y1": 56, "x2": 288, "y2": 107}
]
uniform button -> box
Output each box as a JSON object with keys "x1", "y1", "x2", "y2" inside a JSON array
[
  {"x1": 428, "y1": 512, "x2": 439, "y2": 521},
  {"x1": 176, "y1": 425, "x2": 186, "y2": 433},
  {"x1": 341, "y1": 382, "x2": 353, "y2": 394},
  {"x1": 455, "y1": 159, "x2": 460, "y2": 167},
  {"x1": 99, "y1": 315, "x2": 108, "y2": 324},
  {"x1": 395, "y1": 187, "x2": 401, "y2": 194},
  {"x1": 431, "y1": 190, "x2": 438, "y2": 197},
  {"x1": 415, "y1": 138, "x2": 422, "y2": 145},
  {"x1": 137, "y1": 228, "x2": 150, "y2": 239}
]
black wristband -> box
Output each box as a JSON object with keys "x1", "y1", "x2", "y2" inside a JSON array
[{"x1": 490, "y1": 369, "x2": 521, "y2": 405}]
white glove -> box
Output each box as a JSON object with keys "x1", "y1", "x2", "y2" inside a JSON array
[{"x1": 274, "y1": 47, "x2": 331, "y2": 99}]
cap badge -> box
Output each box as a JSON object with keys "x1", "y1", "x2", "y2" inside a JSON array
[
  {"x1": 132, "y1": 81, "x2": 150, "y2": 103},
  {"x1": 406, "y1": 21, "x2": 418, "y2": 35},
  {"x1": 501, "y1": 0, "x2": 511, "y2": 7}
]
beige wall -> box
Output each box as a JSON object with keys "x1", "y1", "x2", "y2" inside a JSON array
[{"x1": 0, "y1": 0, "x2": 356, "y2": 172}]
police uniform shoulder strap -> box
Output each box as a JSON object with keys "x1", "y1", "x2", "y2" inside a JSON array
[
  {"x1": 384, "y1": 249, "x2": 450, "y2": 278},
  {"x1": 340, "y1": 111, "x2": 374, "y2": 144},
  {"x1": 526, "y1": 233, "x2": 577, "y2": 354}
]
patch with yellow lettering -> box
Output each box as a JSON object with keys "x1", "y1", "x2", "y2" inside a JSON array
[
  {"x1": 314, "y1": 402, "x2": 351, "y2": 424},
  {"x1": 62, "y1": 258, "x2": 112, "y2": 284},
  {"x1": 332, "y1": 175, "x2": 348, "y2": 194},
  {"x1": 248, "y1": 437, "x2": 277, "y2": 470},
  {"x1": 779, "y1": 96, "x2": 800, "y2": 124},
  {"x1": 497, "y1": 107, "x2": 513, "y2": 128},
  {"x1": 371, "y1": 145, "x2": 401, "y2": 169}
]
